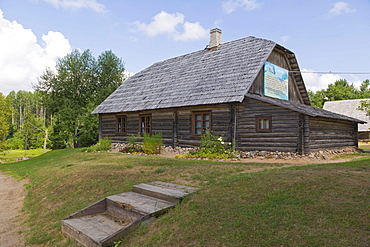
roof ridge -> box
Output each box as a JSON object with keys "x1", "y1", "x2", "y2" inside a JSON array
[
  {"x1": 325, "y1": 98, "x2": 370, "y2": 103},
  {"x1": 92, "y1": 36, "x2": 284, "y2": 114}
]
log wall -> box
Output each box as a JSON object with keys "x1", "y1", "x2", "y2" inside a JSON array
[
  {"x1": 99, "y1": 104, "x2": 232, "y2": 147},
  {"x1": 99, "y1": 99, "x2": 358, "y2": 154},
  {"x1": 236, "y1": 98, "x2": 302, "y2": 153},
  {"x1": 308, "y1": 117, "x2": 357, "y2": 152}
]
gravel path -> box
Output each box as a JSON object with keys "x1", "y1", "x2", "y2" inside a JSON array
[{"x1": 0, "y1": 172, "x2": 27, "y2": 247}]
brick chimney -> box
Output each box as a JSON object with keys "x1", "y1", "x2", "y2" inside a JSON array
[{"x1": 209, "y1": 28, "x2": 222, "y2": 50}]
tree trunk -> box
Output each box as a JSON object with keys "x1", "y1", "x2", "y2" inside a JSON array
[{"x1": 43, "y1": 129, "x2": 48, "y2": 153}]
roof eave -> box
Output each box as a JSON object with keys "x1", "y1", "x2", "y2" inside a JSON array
[{"x1": 246, "y1": 93, "x2": 365, "y2": 123}]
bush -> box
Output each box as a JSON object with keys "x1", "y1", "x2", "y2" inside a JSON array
[
  {"x1": 118, "y1": 133, "x2": 163, "y2": 155},
  {"x1": 82, "y1": 138, "x2": 112, "y2": 152},
  {"x1": 177, "y1": 133, "x2": 235, "y2": 159},
  {"x1": 5, "y1": 135, "x2": 24, "y2": 150},
  {"x1": 142, "y1": 133, "x2": 162, "y2": 154},
  {"x1": 119, "y1": 134, "x2": 143, "y2": 153}
]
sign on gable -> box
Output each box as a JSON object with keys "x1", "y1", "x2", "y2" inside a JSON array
[{"x1": 264, "y1": 61, "x2": 289, "y2": 101}]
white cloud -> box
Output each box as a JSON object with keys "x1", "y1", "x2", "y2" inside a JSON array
[
  {"x1": 301, "y1": 69, "x2": 343, "y2": 92},
  {"x1": 214, "y1": 19, "x2": 223, "y2": 27},
  {"x1": 41, "y1": 0, "x2": 107, "y2": 13},
  {"x1": 280, "y1": 35, "x2": 290, "y2": 43},
  {"x1": 328, "y1": 1, "x2": 356, "y2": 17},
  {"x1": 134, "y1": 11, "x2": 184, "y2": 37},
  {"x1": 173, "y1": 21, "x2": 208, "y2": 41},
  {"x1": 123, "y1": 71, "x2": 135, "y2": 80},
  {"x1": 0, "y1": 9, "x2": 72, "y2": 95},
  {"x1": 133, "y1": 11, "x2": 208, "y2": 41},
  {"x1": 222, "y1": 0, "x2": 261, "y2": 14}
]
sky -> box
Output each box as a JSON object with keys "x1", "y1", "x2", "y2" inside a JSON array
[{"x1": 0, "y1": 0, "x2": 369, "y2": 95}]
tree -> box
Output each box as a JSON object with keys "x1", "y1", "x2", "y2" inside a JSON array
[
  {"x1": 36, "y1": 49, "x2": 125, "y2": 148},
  {"x1": 94, "y1": 50, "x2": 125, "y2": 105},
  {"x1": 0, "y1": 93, "x2": 11, "y2": 152},
  {"x1": 325, "y1": 79, "x2": 358, "y2": 101},
  {"x1": 309, "y1": 79, "x2": 370, "y2": 108},
  {"x1": 359, "y1": 79, "x2": 370, "y2": 98},
  {"x1": 308, "y1": 89, "x2": 326, "y2": 108},
  {"x1": 5, "y1": 90, "x2": 49, "y2": 150}
]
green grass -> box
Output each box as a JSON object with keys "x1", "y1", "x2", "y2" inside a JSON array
[
  {"x1": 0, "y1": 150, "x2": 369, "y2": 246},
  {"x1": 0, "y1": 149, "x2": 50, "y2": 163},
  {"x1": 359, "y1": 142, "x2": 370, "y2": 151}
]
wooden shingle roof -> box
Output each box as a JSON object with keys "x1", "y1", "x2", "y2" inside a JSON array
[
  {"x1": 93, "y1": 36, "x2": 277, "y2": 114},
  {"x1": 247, "y1": 93, "x2": 366, "y2": 123},
  {"x1": 323, "y1": 99, "x2": 369, "y2": 129}
]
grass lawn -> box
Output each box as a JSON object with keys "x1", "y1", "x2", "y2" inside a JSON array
[
  {"x1": 0, "y1": 149, "x2": 369, "y2": 246},
  {"x1": 0, "y1": 149, "x2": 49, "y2": 163},
  {"x1": 359, "y1": 142, "x2": 370, "y2": 151}
]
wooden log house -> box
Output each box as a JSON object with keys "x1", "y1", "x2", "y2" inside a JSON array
[
  {"x1": 93, "y1": 29, "x2": 364, "y2": 154},
  {"x1": 323, "y1": 99, "x2": 370, "y2": 140}
]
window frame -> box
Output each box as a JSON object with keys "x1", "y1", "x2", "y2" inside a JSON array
[
  {"x1": 116, "y1": 115, "x2": 127, "y2": 135},
  {"x1": 192, "y1": 111, "x2": 212, "y2": 137},
  {"x1": 256, "y1": 115, "x2": 272, "y2": 132},
  {"x1": 139, "y1": 114, "x2": 152, "y2": 135}
]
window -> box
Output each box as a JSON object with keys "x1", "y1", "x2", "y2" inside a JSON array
[
  {"x1": 256, "y1": 116, "x2": 272, "y2": 132},
  {"x1": 192, "y1": 111, "x2": 212, "y2": 136},
  {"x1": 116, "y1": 115, "x2": 126, "y2": 135},
  {"x1": 140, "y1": 114, "x2": 151, "y2": 134}
]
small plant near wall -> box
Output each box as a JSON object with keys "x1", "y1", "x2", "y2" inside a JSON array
[
  {"x1": 119, "y1": 133, "x2": 163, "y2": 155},
  {"x1": 143, "y1": 132, "x2": 163, "y2": 154},
  {"x1": 119, "y1": 134, "x2": 144, "y2": 153},
  {"x1": 124, "y1": 134, "x2": 143, "y2": 153},
  {"x1": 176, "y1": 133, "x2": 235, "y2": 160},
  {"x1": 82, "y1": 138, "x2": 112, "y2": 152}
]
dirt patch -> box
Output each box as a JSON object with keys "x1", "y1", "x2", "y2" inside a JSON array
[{"x1": 0, "y1": 172, "x2": 28, "y2": 247}]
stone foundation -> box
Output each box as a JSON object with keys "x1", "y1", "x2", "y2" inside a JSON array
[
  {"x1": 237, "y1": 147, "x2": 360, "y2": 160},
  {"x1": 163, "y1": 146, "x2": 361, "y2": 161},
  {"x1": 112, "y1": 142, "x2": 361, "y2": 161}
]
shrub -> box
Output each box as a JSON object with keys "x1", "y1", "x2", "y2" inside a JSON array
[
  {"x1": 177, "y1": 133, "x2": 235, "y2": 159},
  {"x1": 119, "y1": 134, "x2": 143, "y2": 153},
  {"x1": 82, "y1": 138, "x2": 112, "y2": 152},
  {"x1": 142, "y1": 133, "x2": 162, "y2": 154}
]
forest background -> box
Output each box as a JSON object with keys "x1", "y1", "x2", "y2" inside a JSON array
[
  {"x1": 0, "y1": 49, "x2": 370, "y2": 153},
  {"x1": 0, "y1": 49, "x2": 125, "y2": 152}
]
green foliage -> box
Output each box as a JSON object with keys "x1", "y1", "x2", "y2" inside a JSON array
[
  {"x1": 180, "y1": 133, "x2": 235, "y2": 159},
  {"x1": 308, "y1": 90, "x2": 326, "y2": 108},
  {"x1": 0, "y1": 93, "x2": 11, "y2": 152},
  {"x1": 36, "y1": 49, "x2": 125, "y2": 148},
  {"x1": 82, "y1": 138, "x2": 112, "y2": 152},
  {"x1": 113, "y1": 240, "x2": 122, "y2": 247},
  {"x1": 155, "y1": 168, "x2": 166, "y2": 173},
  {"x1": 119, "y1": 134, "x2": 144, "y2": 153},
  {"x1": 127, "y1": 134, "x2": 142, "y2": 152},
  {"x1": 4, "y1": 91, "x2": 51, "y2": 151},
  {"x1": 357, "y1": 99, "x2": 370, "y2": 118},
  {"x1": 142, "y1": 133, "x2": 162, "y2": 154},
  {"x1": 5, "y1": 132, "x2": 24, "y2": 150},
  {"x1": 309, "y1": 79, "x2": 370, "y2": 108}
]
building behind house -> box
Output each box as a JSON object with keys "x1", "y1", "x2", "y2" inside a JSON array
[{"x1": 324, "y1": 99, "x2": 370, "y2": 140}]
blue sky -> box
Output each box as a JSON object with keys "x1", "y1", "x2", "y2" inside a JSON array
[{"x1": 0, "y1": 0, "x2": 369, "y2": 95}]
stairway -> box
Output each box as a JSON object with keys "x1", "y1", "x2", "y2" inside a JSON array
[{"x1": 62, "y1": 181, "x2": 198, "y2": 247}]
